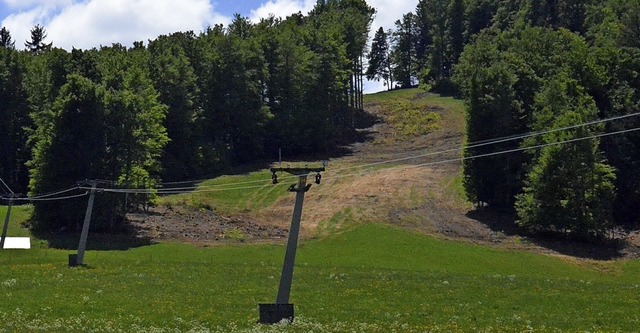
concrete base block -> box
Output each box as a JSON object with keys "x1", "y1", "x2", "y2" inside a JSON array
[
  {"x1": 68, "y1": 254, "x2": 78, "y2": 267},
  {"x1": 258, "y1": 303, "x2": 294, "y2": 324}
]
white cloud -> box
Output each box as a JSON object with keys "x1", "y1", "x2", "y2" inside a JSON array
[
  {"x1": 249, "y1": 0, "x2": 315, "y2": 22},
  {"x1": 368, "y1": 0, "x2": 415, "y2": 34},
  {"x1": 3, "y1": 0, "x2": 71, "y2": 10},
  {"x1": 2, "y1": 0, "x2": 230, "y2": 50}
]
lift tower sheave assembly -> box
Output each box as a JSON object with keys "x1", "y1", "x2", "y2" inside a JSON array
[{"x1": 259, "y1": 166, "x2": 325, "y2": 325}]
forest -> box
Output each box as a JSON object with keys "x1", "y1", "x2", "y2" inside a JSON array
[
  {"x1": 0, "y1": 0, "x2": 374, "y2": 231},
  {"x1": 1, "y1": 0, "x2": 639, "y2": 240},
  {"x1": 365, "y1": 0, "x2": 639, "y2": 240}
]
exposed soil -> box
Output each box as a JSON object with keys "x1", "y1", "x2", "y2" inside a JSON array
[
  {"x1": 127, "y1": 92, "x2": 640, "y2": 260},
  {"x1": 127, "y1": 206, "x2": 288, "y2": 244}
]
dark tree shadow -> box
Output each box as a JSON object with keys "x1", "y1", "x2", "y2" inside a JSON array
[
  {"x1": 527, "y1": 236, "x2": 628, "y2": 261},
  {"x1": 212, "y1": 109, "x2": 383, "y2": 176},
  {"x1": 465, "y1": 208, "x2": 519, "y2": 235},
  {"x1": 31, "y1": 221, "x2": 154, "y2": 251},
  {"x1": 466, "y1": 207, "x2": 629, "y2": 260}
]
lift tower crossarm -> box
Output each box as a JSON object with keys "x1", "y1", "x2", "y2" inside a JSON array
[{"x1": 269, "y1": 167, "x2": 325, "y2": 175}]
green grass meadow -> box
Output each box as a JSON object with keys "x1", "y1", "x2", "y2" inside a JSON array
[
  {"x1": 157, "y1": 170, "x2": 292, "y2": 215},
  {"x1": 1, "y1": 206, "x2": 639, "y2": 332}
]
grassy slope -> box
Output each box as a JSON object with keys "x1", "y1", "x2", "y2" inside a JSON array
[
  {"x1": 1, "y1": 222, "x2": 639, "y2": 332},
  {"x1": 158, "y1": 170, "x2": 292, "y2": 215},
  {"x1": 2, "y1": 90, "x2": 639, "y2": 332}
]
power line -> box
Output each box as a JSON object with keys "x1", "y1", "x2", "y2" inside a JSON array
[
  {"x1": 81, "y1": 184, "x2": 270, "y2": 195},
  {"x1": 326, "y1": 112, "x2": 640, "y2": 174},
  {"x1": 77, "y1": 125, "x2": 640, "y2": 196},
  {"x1": 10, "y1": 191, "x2": 89, "y2": 202},
  {"x1": 8, "y1": 114, "x2": 638, "y2": 199},
  {"x1": 326, "y1": 126, "x2": 640, "y2": 183},
  {"x1": 0, "y1": 177, "x2": 14, "y2": 195},
  {"x1": 67, "y1": 112, "x2": 640, "y2": 194},
  {"x1": 25, "y1": 186, "x2": 81, "y2": 200}
]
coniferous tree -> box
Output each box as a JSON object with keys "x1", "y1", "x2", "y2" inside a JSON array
[
  {"x1": 29, "y1": 74, "x2": 108, "y2": 231},
  {"x1": 25, "y1": 24, "x2": 52, "y2": 54},
  {"x1": 149, "y1": 33, "x2": 201, "y2": 181},
  {"x1": 447, "y1": 0, "x2": 465, "y2": 67},
  {"x1": 516, "y1": 75, "x2": 616, "y2": 239},
  {"x1": 619, "y1": 0, "x2": 640, "y2": 48},
  {"x1": 414, "y1": 0, "x2": 431, "y2": 72},
  {"x1": 0, "y1": 48, "x2": 29, "y2": 193},
  {"x1": 0, "y1": 27, "x2": 15, "y2": 49},
  {"x1": 391, "y1": 13, "x2": 417, "y2": 88},
  {"x1": 465, "y1": 0, "x2": 498, "y2": 39},
  {"x1": 366, "y1": 27, "x2": 392, "y2": 89}
]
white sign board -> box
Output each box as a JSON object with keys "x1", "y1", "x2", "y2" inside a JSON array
[{"x1": 1, "y1": 237, "x2": 31, "y2": 249}]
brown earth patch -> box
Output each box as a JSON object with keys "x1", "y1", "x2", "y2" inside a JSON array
[
  {"x1": 127, "y1": 206, "x2": 287, "y2": 244},
  {"x1": 128, "y1": 92, "x2": 639, "y2": 260}
]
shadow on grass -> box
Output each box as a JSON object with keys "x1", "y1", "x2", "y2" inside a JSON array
[
  {"x1": 31, "y1": 222, "x2": 154, "y2": 251},
  {"x1": 466, "y1": 208, "x2": 628, "y2": 260}
]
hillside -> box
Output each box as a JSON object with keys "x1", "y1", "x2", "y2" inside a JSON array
[
  {"x1": 131, "y1": 88, "x2": 639, "y2": 259},
  {"x1": 2, "y1": 89, "x2": 640, "y2": 332}
]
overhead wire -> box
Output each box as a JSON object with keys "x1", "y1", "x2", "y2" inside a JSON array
[
  {"x1": 23, "y1": 186, "x2": 81, "y2": 200},
  {"x1": 324, "y1": 126, "x2": 640, "y2": 183},
  {"x1": 0, "y1": 176, "x2": 15, "y2": 195},
  {"x1": 69, "y1": 112, "x2": 640, "y2": 193},
  {"x1": 83, "y1": 184, "x2": 270, "y2": 195},
  {"x1": 325, "y1": 111, "x2": 640, "y2": 174},
  {"x1": 11, "y1": 191, "x2": 90, "y2": 202},
  {"x1": 7, "y1": 113, "x2": 638, "y2": 198},
  {"x1": 78, "y1": 124, "x2": 640, "y2": 195}
]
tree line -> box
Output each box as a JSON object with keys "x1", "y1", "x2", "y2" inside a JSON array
[
  {"x1": 369, "y1": 0, "x2": 639, "y2": 239},
  {"x1": 0, "y1": 0, "x2": 374, "y2": 232}
]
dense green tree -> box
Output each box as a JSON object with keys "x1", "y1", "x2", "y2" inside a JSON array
[
  {"x1": 148, "y1": 33, "x2": 201, "y2": 181},
  {"x1": 24, "y1": 24, "x2": 52, "y2": 54},
  {"x1": 366, "y1": 27, "x2": 393, "y2": 89},
  {"x1": 465, "y1": 0, "x2": 498, "y2": 39},
  {"x1": 197, "y1": 27, "x2": 270, "y2": 165},
  {"x1": 0, "y1": 27, "x2": 15, "y2": 49},
  {"x1": 28, "y1": 74, "x2": 108, "y2": 231},
  {"x1": 618, "y1": 0, "x2": 640, "y2": 48},
  {"x1": 414, "y1": 0, "x2": 432, "y2": 73},
  {"x1": 310, "y1": 0, "x2": 374, "y2": 111},
  {"x1": 391, "y1": 13, "x2": 417, "y2": 88},
  {"x1": 70, "y1": 48, "x2": 100, "y2": 82},
  {"x1": 419, "y1": 0, "x2": 449, "y2": 82},
  {"x1": 28, "y1": 43, "x2": 169, "y2": 231},
  {"x1": 447, "y1": 0, "x2": 465, "y2": 66},
  {"x1": 228, "y1": 14, "x2": 253, "y2": 39},
  {"x1": 455, "y1": 27, "x2": 605, "y2": 208},
  {"x1": 97, "y1": 44, "x2": 169, "y2": 191},
  {"x1": 516, "y1": 75, "x2": 616, "y2": 239},
  {"x1": 255, "y1": 16, "x2": 321, "y2": 155},
  {"x1": 525, "y1": 0, "x2": 594, "y2": 34},
  {"x1": 580, "y1": 1, "x2": 640, "y2": 225},
  {"x1": 0, "y1": 48, "x2": 30, "y2": 193}
]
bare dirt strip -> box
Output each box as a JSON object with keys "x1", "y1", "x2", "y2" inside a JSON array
[{"x1": 129, "y1": 94, "x2": 640, "y2": 260}]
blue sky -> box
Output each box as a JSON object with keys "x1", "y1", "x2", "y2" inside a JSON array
[{"x1": 0, "y1": 0, "x2": 417, "y2": 92}]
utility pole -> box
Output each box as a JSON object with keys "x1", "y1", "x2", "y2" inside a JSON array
[
  {"x1": 1, "y1": 196, "x2": 14, "y2": 249},
  {"x1": 70, "y1": 181, "x2": 97, "y2": 267},
  {"x1": 259, "y1": 166, "x2": 324, "y2": 324}
]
